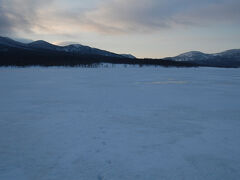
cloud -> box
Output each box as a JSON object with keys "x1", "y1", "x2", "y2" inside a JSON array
[
  {"x1": 173, "y1": 0, "x2": 240, "y2": 26},
  {"x1": 80, "y1": 0, "x2": 240, "y2": 33},
  {"x1": 0, "y1": 0, "x2": 240, "y2": 36},
  {"x1": 0, "y1": 0, "x2": 55, "y2": 35}
]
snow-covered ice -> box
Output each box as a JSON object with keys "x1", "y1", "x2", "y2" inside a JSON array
[{"x1": 0, "y1": 66, "x2": 240, "y2": 180}]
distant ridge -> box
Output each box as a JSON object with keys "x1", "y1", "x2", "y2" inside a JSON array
[
  {"x1": 164, "y1": 49, "x2": 240, "y2": 67},
  {"x1": 0, "y1": 36, "x2": 136, "y2": 58},
  {"x1": 0, "y1": 36, "x2": 239, "y2": 67},
  {"x1": 0, "y1": 36, "x2": 26, "y2": 48},
  {"x1": 27, "y1": 38, "x2": 135, "y2": 58},
  {"x1": 28, "y1": 40, "x2": 62, "y2": 51}
]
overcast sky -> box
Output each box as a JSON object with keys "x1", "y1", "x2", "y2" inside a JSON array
[{"x1": 0, "y1": 0, "x2": 240, "y2": 57}]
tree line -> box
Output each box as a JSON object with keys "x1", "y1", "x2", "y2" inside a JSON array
[{"x1": 0, "y1": 46, "x2": 198, "y2": 67}]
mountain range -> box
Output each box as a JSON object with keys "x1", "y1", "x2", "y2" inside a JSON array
[
  {"x1": 164, "y1": 50, "x2": 240, "y2": 67},
  {"x1": 0, "y1": 36, "x2": 135, "y2": 59},
  {"x1": 0, "y1": 36, "x2": 240, "y2": 67}
]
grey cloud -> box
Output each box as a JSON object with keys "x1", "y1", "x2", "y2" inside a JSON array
[
  {"x1": 0, "y1": 0, "x2": 54, "y2": 35},
  {"x1": 0, "y1": 0, "x2": 239, "y2": 36},
  {"x1": 79, "y1": 0, "x2": 240, "y2": 33}
]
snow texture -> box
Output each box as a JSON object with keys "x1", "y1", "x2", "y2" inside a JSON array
[{"x1": 0, "y1": 67, "x2": 240, "y2": 180}]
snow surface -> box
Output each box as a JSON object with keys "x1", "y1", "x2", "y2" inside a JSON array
[{"x1": 0, "y1": 66, "x2": 240, "y2": 180}]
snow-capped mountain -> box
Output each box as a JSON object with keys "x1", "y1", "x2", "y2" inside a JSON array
[
  {"x1": 166, "y1": 50, "x2": 240, "y2": 61},
  {"x1": 1, "y1": 36, "x2": 239, "y2": 67},
  {"x1": 0, "y1": 36, "x2": 136, "y2": 59},
  {"x1": 121, "y1": 54, "x2": 136, "y2": 59},
  {"x1": 164, "y1": 49, "x2": 240, "y2": 67},
  {"x1": 214, "y1": 49, "x2": 240, "y2": 58},
  {"x1": 62, "y1": 44, "x2": 124, "y2": 58},
  {"x1": 171, "y1": 51, "x2": 211, "y2": 61}
]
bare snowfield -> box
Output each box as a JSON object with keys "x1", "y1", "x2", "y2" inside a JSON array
[{"x1": 0, "y1": 66, "x2": 240, "y2": 180}]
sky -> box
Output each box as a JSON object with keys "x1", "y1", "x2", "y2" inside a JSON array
[{"x1": 0, "y1": 0, "x2": 240, "y2": 58}]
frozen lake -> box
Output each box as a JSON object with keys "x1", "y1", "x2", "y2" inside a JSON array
[{"x1": 0, "y1": 67, "x2": 240, "y2": 180}]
